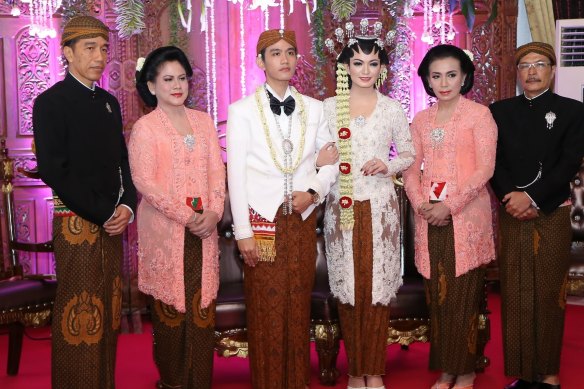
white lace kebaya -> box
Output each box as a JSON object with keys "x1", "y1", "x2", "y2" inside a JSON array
[{"x1": 323, "y1": 92, "x2": 415, "y2": 306}]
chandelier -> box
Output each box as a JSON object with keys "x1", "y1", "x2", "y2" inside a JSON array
[
  {"x1": 23, "y1": 0, "x2": 63, "y2": 39},
  {"x1": 421, "y1": 0, "x2": 456, "y2": 45}
]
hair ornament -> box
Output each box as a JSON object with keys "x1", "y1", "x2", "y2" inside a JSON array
[
  {"x1": 136, "y1": 57, "x2": 146, "y2": 72},
  {"x1": 463, "y1": 49, "x2": 474, "y2": 62}
]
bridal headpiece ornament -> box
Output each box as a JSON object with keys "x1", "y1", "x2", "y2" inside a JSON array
[
  {"x1": 324, "y1": 19, "x2": 397, "y2": 58},
  {"x1": 325, "y1": 19, "x2": 397, "y2": 230}
]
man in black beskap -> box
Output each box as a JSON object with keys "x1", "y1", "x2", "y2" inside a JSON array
[
  {"x1": 490, "y1": 41, "x2": 584, "y2": 389},
  {"x1": 32, "y1": 16, "x2": 136, "y2": 389}
]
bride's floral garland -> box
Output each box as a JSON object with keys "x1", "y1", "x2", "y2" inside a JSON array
[{"x1": 335, "y1": 63, "x2": 354, "y2": 230}]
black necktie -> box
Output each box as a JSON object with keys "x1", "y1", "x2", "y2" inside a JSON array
[{"x1": 267, "y1": 90, "x2": 295, "y2": 116}]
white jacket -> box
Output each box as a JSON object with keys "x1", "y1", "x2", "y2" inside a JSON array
[{"x1": 226, "y1": 84, "x2": 338, "y2": 240}]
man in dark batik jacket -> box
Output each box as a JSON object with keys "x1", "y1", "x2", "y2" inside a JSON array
[
  {"x1": 490, "y1": 42, "x2": 584, "y2": 389},
  {"x1": 33, "y1": 15, "x2": 136, "y2": 389}
]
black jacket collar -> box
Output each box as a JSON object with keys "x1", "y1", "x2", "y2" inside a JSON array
[
  {"x1": 63, "y1": 72, "x2": 101, "y2": 99},
  {"x1": 521, "y1": 89, "x2": 553, "y2": 108}
]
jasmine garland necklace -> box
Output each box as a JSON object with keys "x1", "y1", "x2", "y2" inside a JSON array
[{"x1": 255, "y1": 85, "x2": 306, "y2": 215}]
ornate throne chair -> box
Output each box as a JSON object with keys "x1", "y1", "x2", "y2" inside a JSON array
[{"x1": 0, "y1": 141, "x2": 56, "y2": 376}]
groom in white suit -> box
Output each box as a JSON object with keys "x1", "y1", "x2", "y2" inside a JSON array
[{"x1": 226, "y1": 29, "x2": 338, "y2": 389}]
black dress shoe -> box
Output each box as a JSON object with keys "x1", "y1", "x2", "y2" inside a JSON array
[
  {"x1": 504, "y1": 379, "x2": 535, "y2": 389},
  {"x1": 535, "y1": 383, "x2": 560, "y2": 389}
]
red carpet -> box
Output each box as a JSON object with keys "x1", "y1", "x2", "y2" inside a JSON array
[{"x1": 1, "y1": 293, "x2": 583, "y2": 389}]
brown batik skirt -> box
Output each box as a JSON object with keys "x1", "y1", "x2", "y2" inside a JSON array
[
  {"x1": 337, "y1": 200, "x2": 390, "y2": 377},
  {"x1": 498, "y1": 206, "x2": 572, "y2": 381},
  {"x1": 244, "y1": 206, "x2": 317, "y2": 389},
  {"x1": 51, "y1": 215, "x2": 123, "y2": 389},
  {"x1": 426, "y1": 223, "x2": 485, "y2": 375},
  {"x1": 151, "y1": 229, "x2": 216, "y2": 389}
]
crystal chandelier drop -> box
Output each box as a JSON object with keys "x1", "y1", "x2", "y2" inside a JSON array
[
  {"x1": 236, "y1": 0, "x2": 317, "y2": 24},
  {"x1": 27, "y1": 0, "x2": 62, "y2": 39},
  {"x1": 420, "y1": 0, "x2": 456, "y2": 45}
]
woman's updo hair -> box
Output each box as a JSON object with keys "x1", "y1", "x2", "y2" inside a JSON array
[
  {"x1": 136, "y1": 46, "x2": 193, "y2": 107},
  {"x1": 336, "y1": 38, "x2": 389, "y2": 89},
  {"x1": 417, "y1": 44, "x2": 475, "y2": 97}
]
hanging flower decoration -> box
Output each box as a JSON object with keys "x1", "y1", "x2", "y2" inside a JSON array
[
  {"x1": 114, "y1": 0, "x2": 145, "y2": 40},
  {"x1": 178, "y1": 0, "x2": 193, "y2": 33},
  {"x1": 288, "y1": 0, "x2": 318, "y2": 23},
  {"x1": 248, "y1": 0, "x2": 279, "y2": 11}
]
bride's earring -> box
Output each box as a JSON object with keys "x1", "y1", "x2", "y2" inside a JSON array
[{"x1": 376, "y1": 68, "x2": 388, "y2": 89}]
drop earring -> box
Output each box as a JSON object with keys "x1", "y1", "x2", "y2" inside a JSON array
[{"x1": 376, "y1": 68, "x2": 388, "y2": 89}]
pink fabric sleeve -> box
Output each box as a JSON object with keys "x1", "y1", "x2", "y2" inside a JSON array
[
  {"x1": 443, "y1": 109, "x2": 498, "y2": 215},
  {"x1": 128, "y1": 120, "x2": 194, "y2": 226},
  {"x1": 403, "y1": 114, "x2": 426, "y2": 214},
  {"x1": 202, "y1": 115, "x2": 226, "y2": 219}
]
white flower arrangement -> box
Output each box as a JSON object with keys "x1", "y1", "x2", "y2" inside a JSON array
[
  {"x1": 463, "y1": 49, "x2": 474, "y2": 62},
  {"x1": 136, "y1": 57, "x2": 146, "y2": 72}
]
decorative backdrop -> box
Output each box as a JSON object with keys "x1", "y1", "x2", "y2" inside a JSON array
[{"x1": 0, "y1": 0, "x2": 527, "y2": 330}]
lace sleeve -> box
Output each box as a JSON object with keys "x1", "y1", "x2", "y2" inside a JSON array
[
  {"x1": 128, "y1": 121, "x2": 194, "y2": 226},
  {"x1": 310, "y1": 99, "x2": 339, "y2": 199},
  {"x1": 403, "y1": 113, "x2": 426, "y2": 213},
  {"x1": 443, "y1": 109, "x2": 498, "y2": 215},
  {"x1": 385, "y1": 101, "x2": 415, "y2": 177},
  {"x1": 203, "y1": 116, "x2": 226, "y2": 219}
]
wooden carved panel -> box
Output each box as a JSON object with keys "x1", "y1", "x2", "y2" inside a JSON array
[
  {"x1": 468, "y1": 22, "x2": 498, "y2": 105},
  {"x1": 290, "y1": 56, "x2": 317, "y2": 98},
  {"x1": 143, "y1": 0, "x2": 174, "y2": 55},
  {"x1": 10, "y1": 154, "x2": 40, "y2": 184},
  {"x1": 493, "y1": 0, "x2": 518, "y2": 101},
  {"x1": 16, "y1": 30, "x2": 52, "y2": 136},
  {"x1": 102, "y1": 0, "x2": 117, "y2": 19},
  {"x1": 14, "y1": 198, "x2": 33, "y2": 274},
  {"x1": 186, "y1": 64, "x2": 209, "y2": 112}
]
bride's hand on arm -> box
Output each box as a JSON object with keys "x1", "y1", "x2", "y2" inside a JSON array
[
  {"x1": 316, "y1": 142, "x2": 339, "y2": 168},
  {"x1": 362, "y1": 158, "x2": 388, "y2": 176}
]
